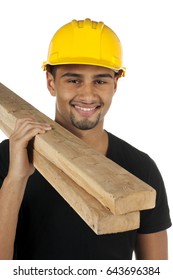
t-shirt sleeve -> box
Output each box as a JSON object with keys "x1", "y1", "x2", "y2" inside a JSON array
[
  {"x1": 0, "y1": 140, "x2": 10, "y2": 188},
  {"x1": 138, "y1": 157, "x2": 172, "y2": 234}
]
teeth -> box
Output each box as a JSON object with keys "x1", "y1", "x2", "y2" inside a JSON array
[{"x1": 74, "y1": 105, "x2": 96, "y2": 111}]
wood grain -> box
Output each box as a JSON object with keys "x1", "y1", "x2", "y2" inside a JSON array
[{"x1": 0, "y1": 83, "x2": 156, "y2": 216}]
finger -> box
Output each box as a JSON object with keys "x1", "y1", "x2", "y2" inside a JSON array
[
  {"x1": 14, "y1": 118, "x2": 51, "y2": 131},
  {"x1": 10, "y1": 121, "x2": 52, "y2": 148},
  {"x1": 12, "y1": 119, "x2": 52, "y2": 138}
]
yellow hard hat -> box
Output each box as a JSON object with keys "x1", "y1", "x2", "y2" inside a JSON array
[{"x1": 42, "y1": 18, "x2": 126, "y2": 76}]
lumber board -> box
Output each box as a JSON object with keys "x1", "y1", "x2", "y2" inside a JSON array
[
  {"x1": 34, "y1": 150, "x2": 140, "y2": 234},
  {"x1": 0, "y1": 83, "x2": 156, "y2": 215},
  {"x1": 0, "y1": 121, "x2": 140, "y2": 234}
]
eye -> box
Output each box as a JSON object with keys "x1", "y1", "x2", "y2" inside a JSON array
[
  {"x1": 68, "y1": 79, "x2": 80, "y2": 84},
  {"x1": 95, "y1": 80, "x2": 106, "y2": 85}
]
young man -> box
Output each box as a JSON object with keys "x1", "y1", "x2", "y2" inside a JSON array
[{"x1": 0, "y1": 18, "x2": 171, "y2": 260}]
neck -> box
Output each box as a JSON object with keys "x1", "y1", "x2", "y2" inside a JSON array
[
  {"x1": 56, "y1": 119, "x2": 108, "y2": 155},
  {"x1": 77, "y1": 128, "x2": 108, "y2": 155}
]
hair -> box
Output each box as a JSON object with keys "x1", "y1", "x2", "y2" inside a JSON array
[{"x1": 46, "y1": 65, "x2": 59, "y2": 79}]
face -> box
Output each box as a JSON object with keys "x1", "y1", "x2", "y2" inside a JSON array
[{"x1": 47, "y1": 64, "x2": 119, "y2": 134}]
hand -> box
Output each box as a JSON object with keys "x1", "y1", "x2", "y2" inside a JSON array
[{"x1": 8, "y1": 118, "x2": 52, "y2": 182}]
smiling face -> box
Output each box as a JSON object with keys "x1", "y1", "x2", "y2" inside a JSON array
[{"x1": 47, "y1": 64, "x2": 119, "y2": 135}]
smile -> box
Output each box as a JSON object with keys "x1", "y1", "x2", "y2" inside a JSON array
[{"x1": 74, "y1": 105, "x2": 97, "y2": 112}]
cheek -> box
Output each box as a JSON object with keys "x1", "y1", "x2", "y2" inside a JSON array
[
  {"x1": 55, "y1": 88, "x2": 72, "y2": 114},
  {"x1": 101, "y1": 91, "x2": 114, "y2": 114},
  {"x1": 103, "y1": 90, "x2": 115, "y2": 105},
  {"x1": 57, "y1": 85, "x2": 75, "y2": 102}
]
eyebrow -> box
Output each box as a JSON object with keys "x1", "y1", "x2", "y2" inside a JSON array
[
  {"x1": 61, "y1": 73, "x2": 82, "y2": 78},
  {"x1": 93, "y1": 73, "x2": 113, "y2": 79},
  {"x1": 60, "y1": 72, "x2": 114, "y2": 79}
]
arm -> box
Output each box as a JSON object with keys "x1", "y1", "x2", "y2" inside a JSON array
[
  {"x1": 0, "y1": 118, "x2": 51, "y2": 259},
  {"x1": 135, "y1": 230, "x2": 168, "y2": 260},
  {"x1": 0, "y1": 176, "x2": 28, "y2": 259}
]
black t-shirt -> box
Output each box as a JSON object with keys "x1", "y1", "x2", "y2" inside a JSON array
[{"x1": 0, "y1": 132, "x2": 171, "y2": 259}]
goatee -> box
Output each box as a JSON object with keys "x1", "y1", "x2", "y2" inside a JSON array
[{"x1": 70, "y1": 113, "x2": 101, "y2": 130}]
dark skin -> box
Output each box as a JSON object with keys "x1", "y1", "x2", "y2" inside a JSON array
[
  {"x1": 0, "y1": 64, "x2": 168, "y2": 259},
  {"x1": 47, "y1": 64, "x2": 169, "y2": 260},
  {"x1": 135, "y1": 230, "x2": 168, "y2": 259},
  {"x1": 46, "y1": 64, "x2": 119, "y2": 155}
]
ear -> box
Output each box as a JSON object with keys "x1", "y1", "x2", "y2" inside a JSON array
[
  {"x1": 113, "y1": 70, "x2": 123, "y2": 92},
  {"x1": 46, "y1": 72, "x2": 56, "y2": 96},
  {"x1": 113, "y1": 77, "x2": 119, "y2": 93}
]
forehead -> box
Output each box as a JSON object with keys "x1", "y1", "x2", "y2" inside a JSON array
[{"x1": 57, "y1": 64, "x2": 115, "y2": 77}]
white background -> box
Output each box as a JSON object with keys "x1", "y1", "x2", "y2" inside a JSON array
[{"x1": 0, "y1": 0, "x2": 172, "y2": 260}]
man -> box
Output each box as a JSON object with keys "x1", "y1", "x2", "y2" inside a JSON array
[{"x1": 0, "y1": 18, "x2": 171, "y2": 260}]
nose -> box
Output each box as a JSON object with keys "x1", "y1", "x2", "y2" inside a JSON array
[{"x1": 79, "y1": 83, "x2": 96, "y2": 101}]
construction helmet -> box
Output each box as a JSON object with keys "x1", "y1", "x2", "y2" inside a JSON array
[{"x1": 42, "y1": 18, "x2": 126, "y2": 76}]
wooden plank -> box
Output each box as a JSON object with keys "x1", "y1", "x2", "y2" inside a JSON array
[
  {"x1": 0, "y1": 122, "x2": 140, "y2": 234},
  {"x1": 0, "y1": 83, "x2": 156, "y2": 214},
  {"x1": 34, "y1": 150, "x2": 140, "y2": 234}
]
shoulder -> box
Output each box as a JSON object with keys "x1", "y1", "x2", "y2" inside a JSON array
[
  {"x1": 106, "y1": 132, "x2": 172, "y2": 233},
  {"x1": 0, "y1": 139, "x2": 9, "y2": 148},
  {"x1": 0, "y1": 139, "x2": 10, "y2": 167},
  {"x1": 107, "y1": 131, "x2": 150, "y2": 160},
  {"x1": 107, "y1": 132, "x2": 156, "y2": 184},
  {"x1": 0, "y1": 139, "x2": 10, "y2": 185},
  {"x1": 0, "y1": 139, "x2": 9, "y2": 160}
]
